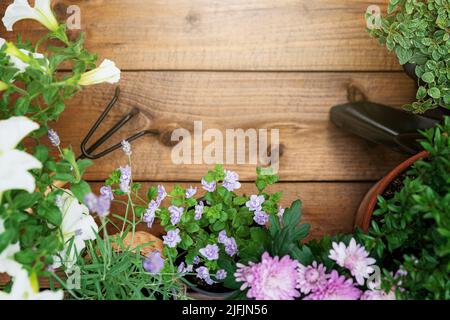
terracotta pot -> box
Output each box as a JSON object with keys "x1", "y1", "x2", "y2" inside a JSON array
[{"x1": 354, "y1": 150, "x2": 429, "y2": 232}]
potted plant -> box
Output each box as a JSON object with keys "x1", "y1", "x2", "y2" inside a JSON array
[
  {"x1": 355, "y1": 117, "x2": 450, "y2": 299},
  {"x1": 136, "y1": 165, "x2": 293, "y2": 298},
  {"x1": 366, "y1": 0, "x2": 449, "y2": 116}
]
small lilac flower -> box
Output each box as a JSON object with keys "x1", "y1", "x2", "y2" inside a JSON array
[
  {"x1": 177, "y1": 262, "x2": 186, "y2": 274},
  {"x1": 194, "y1": 203, "x2": 204, "y2": 220},
  {"x1": 253, "y1": 211, "x2": 269, "y2": 226},
  {"x1": 156, "y1": 185, "x2": 167, "y2": 204},
  {"x1": 216, "y1": 269, "x2": 227, "y2": 280},
  {"x1": 199, "y1": 244, "x2": 220, "y2": 261},
  {"x1": 100, "y1": 185, "x2": 114, "y2": 201},
  {"x1": 201, "y1": 178, "x2": 216, "y2": 192},
  {"x1": 177, "y1": 262, "x2": 193, "y2": 274},
  {"x1": 84, "y1": 192, "x2": 111, "y2": 217},
  {"x1": 84, "y1": 193, "x2": 97, "y2": 213},
  {"x1": 277, "y1": 206, "x2": 285, "y2": 222},
  {"x1": 246, "y1": 195, "x2": 265, "y2": 212},
  {"x1": 143, "y1": 251, "x2": 165, "y2": 274},
  {"x1": 48, "y1": 129, "x2": 60, "y2": 147},
  {"x1": 218, "y1": 230, "x2": 228, "y2": 244},
  {"x1": 185, "y1": 186, "x2": 197, "y2": 199},
  {"x1": 196, "y1": 266, "x2": 214, "y2": 285},
  {"x1": 119, "y1": 165, "x2": 132, "y2": 193},
  {"x1": 222, "y1": 170, "x2": 241, "y2": 192},
  {"x1": 224, "y1": 237, "x2": 238, "y2": 257},
  {"x1": 143, "y1": 205, "x2": 156, "y2": 228},
  {"x1": 162, "y1": 229, "x2": 182, "y2": 248},
  {"x1": 193, "y1": 256, "x2": 200, "y2": 265},
  {"x1": 169, "y1": 205, "x2": 184, "y2": 225},
  {"x1": 121, "y1": 140, "x2": 132, "y2": 156}
]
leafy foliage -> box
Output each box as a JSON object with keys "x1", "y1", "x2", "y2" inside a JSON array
[
  {"x1": 366, "y1": 0, "x2": 450, "y2": 113},
  {"x1": 357, "y1": 117, "x2": 450, "y2": 299}
]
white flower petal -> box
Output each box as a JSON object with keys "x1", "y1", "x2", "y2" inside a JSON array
[
  {"x1": 78, "y1": 59, "x2": 121, "y2": 86},
  {"x1": 0, "y1": 242, "x2": 22, "y2": 277},
  {"x1": 2, "y1": 0, "x2": 59, "y2": 32},
  {"x1": 0, "y1": 116, "x2": 39, "y2": 152},
  {"x1": 0, "y1": 150, "x2": 42, "y2": 194}
]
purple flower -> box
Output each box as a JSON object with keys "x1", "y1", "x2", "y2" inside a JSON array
[
  {"x1": 235, "y1": 252, "x2": 300, "y2": 300},
  {"x1": 193, "y1": 256, "x2": 200, "y2": 265},
  {"x1": 194, "y1": 203, "x2": 204, "y2": 220},
  {"x1": 185, "y1": 186, "x2": 197, "y2": 199},
  {"x1": 328, "y1": 238, "x2": 376, "y2": 285},
  {"x1": 84, "y1": 192, "x2": 111, "y2": 217},
  {"x1": 177, "y1": 262, "x2": 186, "y2": 274},
  {"x1": 246, "y1": 195, "x2": 265, "y2": 212},
  {"x1": 121, "y1": 140, "x2": 132, "y2": 156},
  {"x1": 224, "y1": 237, "x2": 238, "y2": 257},
  {"x1": 297, "y1": 261, "x2": 328, "y2": 294},
  {"x1": 304, "y1": 270, "x2": 362, "y2": 300},
  {"x1": 143, "y1": 251, "x2": 165, "y2": 274},
  {"x1": 163, "y1": 229, "x2": 182, "y2": 248},
  {"x1": 196, "y1": 266, "x2": 214, "y2": 285},
  {"x1": 100, "y1": 185, "x2": 114, "y2": 201},
  {"x1": 199, "y1": 244, "x2": 219, "y2": 261},
  {"x1": 218, "y1": 230, "x2": 228, "y2": 244},
  {"x1": 216, "y1": 269, "x2": 227, "y2": 280},
  {"x1": 156, "y1": 185, "x2": 167, "y2": 204},
  {"x1": 143, "y1": 203, "x2": 156, "y2": 228},
  {"x1": 361, "y1": 289, "x2": 396, "y2": 300},
  {"x1": 169, "y1": 205, "x2": 184, "y2": 225},
  {"x1": 119, "y1": 165, "x2": 132, "y2": 193},
  {"x1": 48, "y1": 129, "x2": 60, "y2": 147},
  {"x1": 201, "y1": 178, "x2": 216, "y2": 192},
  {"x1": 277, "y1": 206, "x2": 285, "y2": 222},
  {"x1": 253, "y1": 211, "x2": 269, "y2": 226},
  {"x1": 222, "y1": 170, "x2": 241, "y2": 192},
  {"x1": 178, "y1": 262, "x2": 194, "y2": 274}
]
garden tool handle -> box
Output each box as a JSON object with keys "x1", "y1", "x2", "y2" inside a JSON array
[{"x1": 330, "y1": 102, "x2": 439, "y2": 155}]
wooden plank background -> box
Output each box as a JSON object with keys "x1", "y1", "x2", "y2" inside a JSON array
[{"x1": 0, "y1": 0, "x2": 414, "y2": 238}]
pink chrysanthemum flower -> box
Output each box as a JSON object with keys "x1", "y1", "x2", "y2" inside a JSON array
[
  {"x1": 297, "y1": 261, "x2": 328, "y2": 294},
  {"x1": 328, "y1": 238, "x2": 376, "y2": 285},
  {"x1": 304, "y1": 270, "x2": 362, "y2": 300},
  {"x1": 234, "y1": 262, "x2": 257, "y2": 291},
  {"x1": 235, "y1": 252, "x2": 300, "y2": 300},
  {"x1": 360, "y1": 289, "x2": 396, "y2": 300}
]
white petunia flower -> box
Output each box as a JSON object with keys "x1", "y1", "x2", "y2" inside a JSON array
[
  {"x1": 78, "y1": 59, "x2": 121, "y2": 86},
  {"x1": 52, "y1": 190, "x2": 98, "y2": 269},
  {"x1": 0, "y1": 117, "x2": 42, "y2": 195},
  {"x1": 0, "y1": 38, "x2": 47, "y2": 74},
  {"x1": 0, "y1": 218, "x2": 23, "y2": 277},
  {"x1": 0, "y1": 269, "x2": 63, "y2": 300},
  {"x1": 2, "y1": 0, "x2": 59, "y2": 32}
]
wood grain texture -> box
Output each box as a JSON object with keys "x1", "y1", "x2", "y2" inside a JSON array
[
  {"x1": 51, "y1": 71, "x2": 413, "y2": 181},
  {"x1": 1, "y1": 0, "x2": 399, "y2": 71}
]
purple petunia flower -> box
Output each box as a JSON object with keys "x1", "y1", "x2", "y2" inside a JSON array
[
  {"x1": 156, "y1": 185, "x2": 167, "y2": 204},
  {"x1": 194, "y1": 202, "x2": 204, "y2": 220},
  {"x1": 253, "y1": 211, "x2": 269, "y2": 226},
  {"x1": 143, "y1": 251, "x2": 165, "y2": 274},
  {"x1": 169, "y1": 205, "x2": 184, "y2": 225},
  {"x1": 119, "y1": 165, "x2": 132, "y2": 193},
  {"x1": 199, "y1": 244, "x2": 220, "y2": 261},
  {"x1": 196, "y1": 266, "x2": 214, "y2": 285},
  {"x1": 100, "y1": 185, "x2": 114, "y2": 201},
  {"x1": 222, "y1": 170, "x2": 241, "y2": 192},
  {"x1": 303, "y1": 270, "x2": 362, "y2": 300},
  {"x1": 216, "y1": 269, "x2": 227, "y2": 280},
  {"x1": 48, "y1": 129, "x2": 60, "y2": 147},
  {"x1": 185, "y1": 186, "x2": 197, "y2": 199},
  {"x1": 201, "y1": 178, "x2": 216, "y2": 192},
  {"x1": 163, "y1": 229, "x2": 182, "y2": 248},
  {"x1": 246, "y1": 195, "x2": 265, "y2": 212},
  {"x1": 297, "y1": 261, "x2": 328, "y2": 294},
  {"x1": 121, "y1": 140, "x2": 132, "y2": 156}
]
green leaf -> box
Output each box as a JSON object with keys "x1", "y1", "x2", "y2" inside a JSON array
[
  {"x1": 427, "y1": 87, "x2": 441, "y2": 99},
  {"x1": 71, "y1": 180, "x2": 91, "y2": 203},
  {"x1": 421, "y1": 72, "x2": 435, "y2": 83}
]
